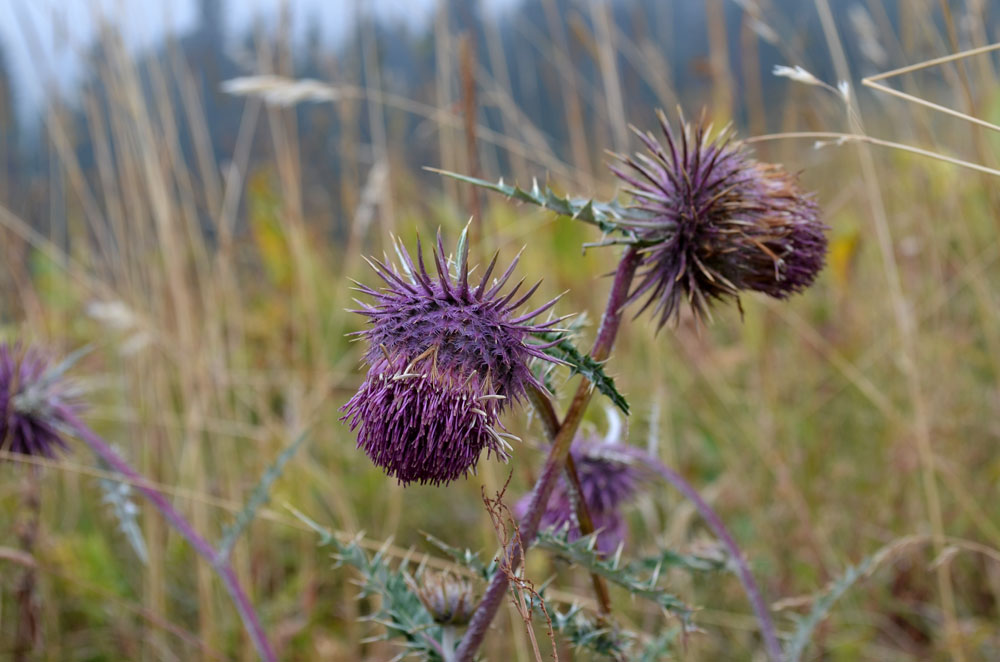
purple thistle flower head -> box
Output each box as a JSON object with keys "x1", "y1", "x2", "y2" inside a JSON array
[
  {"x1": 610, "y1": 110, "x2": 828, "y2": 326},
  {"x1": 0, "y1": 343, "x2": 77, "y2": 459},
  {"x1": 515, "y1": 434, "x2": 654, "y2": 554},
  {"x1": 342, "y1": 230, "x2": 565, "y2": 486}
]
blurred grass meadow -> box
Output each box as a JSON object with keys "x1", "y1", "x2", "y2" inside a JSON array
[{"x1": 2, "y1": 0, "x2": 1000, "y2": 659}]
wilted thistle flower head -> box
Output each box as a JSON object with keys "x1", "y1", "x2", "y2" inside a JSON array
[
  {"x1": 610, "y1": 110, "x2": 828, "y2": 326},
  {"x1": 515, "y1": 434, "x2": 653, "y2": 554},
  {"x1": 342, "y1": 230, "x2": 564, "y2": 486},
  {"x1": 0, "y1": 343, "x2": 77, "y2": 459},
  {"x1": 411, "y1": 570, "x2": 477, "y2": 626}
]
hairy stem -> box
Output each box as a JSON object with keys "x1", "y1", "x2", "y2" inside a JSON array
[
  {"x1": 649, "y1": 460, "x2": 782, "y2": 662},
  {"x1": 457, "y1": 246, "x2": 640, "y2": 661},
  {"x1": 58, "y1": 408, "x2": 277, "y2": 662}
]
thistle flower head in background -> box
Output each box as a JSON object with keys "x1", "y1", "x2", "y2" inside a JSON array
[
  {"x1": 515, "y1": 434, "x2": 654, "y2": 554},
  {"x1": 610, "y1": 109, "x2": 828, "y2": 325},
  {"x1": 0, "y1": 343, "x2": 78, "y2": 459},
  {"x1": 411, "y1": 570, "x2": 477, "y2": 626},
  {"x1": 342, "y1": 230, "x2": 565, "y2": 486}
]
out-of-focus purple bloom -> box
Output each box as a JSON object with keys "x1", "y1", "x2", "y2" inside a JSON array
[
  {"x1": 0, "y1": 344, "x2": 76, "y2": 459},
  {"x1": 342, "y1": 231, "x2": 564, "y2": 486},
  {"x1": 516, "y1": 436, "x2": 653, "y2": 553},
  {"x1": 610, "y1": 110, "x2": 828, "y2": 326}
]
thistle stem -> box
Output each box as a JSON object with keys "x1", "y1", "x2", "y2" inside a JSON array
[
  {"x1": 57, "y1": 407, "x2": 277, "y2": 662},
  {"x1": 457, "y1": 246, "x2": 641, "y2": 661},
  {"x1": 441, "y1": 626, "x2": 458, "y2": 662},
  {"x1": 526, "y1": 384, "x2": 613, "y2": 615},
  {"x1": 13, "y1": 466, "x2": 41, "y2": 662},
  {"x1": 648, "y1": 460, "x2": 782, "y2": 662}
]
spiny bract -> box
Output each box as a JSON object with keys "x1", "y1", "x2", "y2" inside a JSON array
[
  {"x1": 610, "y1": 110, "x2": 828, "y2": 326},
  {"x1": 342, "y1": 231, "x2": 564, "y2": 486},
  {"x1": 412, "y1": 570, "x2": 478, "y2": 626}
]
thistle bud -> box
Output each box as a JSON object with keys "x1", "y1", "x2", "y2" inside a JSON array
[{"x1": 412, "y1": 571, "x2": 477, "y2": 626}]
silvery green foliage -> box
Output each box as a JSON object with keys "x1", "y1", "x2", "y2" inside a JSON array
[
  {"x1": 522, "y1": 588, "x2": 683, "y2": 659},
  {"x1": 218, "y1": 431, "x2": 309, "y2": 562},
  {"x1": 427, "y1": 533, "x2": 644, "y2": 658},
  {"x1": 293, "y1": 509, "x2": 447, "y2": 661},
  {"x1": 422, "y1": 533, "x2": 496, "y2": 581},
  {"x1": 526, "y1": 594, "x2": 631, "y2": 657},
  {"x1": 428, "y1": 530, "x2": 719, "y2": 658},
  {"x1": 786, "y1": 554, "x2": 877, "y2": 662},
  {"x1": 97, "y1": 452, "x2": 148, "y2": 564},
  {"x1": 294, "y1": 516, "x2": 694, "y2": 659},
  {"x1": 432, "y1": 169, "x2": 653, "y2": 236},
  {"x1": 534, "y1": 528, "x2": 731, "y2": 626}
]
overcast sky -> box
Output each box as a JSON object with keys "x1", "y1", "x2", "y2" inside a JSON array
[{"x1": 0, "y1": 0, "x2": 521, "y2": 117}]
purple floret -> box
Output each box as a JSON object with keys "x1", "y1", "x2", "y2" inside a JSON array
[
  {"x1": 609, "y1": 110, "x2": 828, "y2": 326},
  {"x1": 342, "y1": 231, "x2": 564, "y2": 486},
  {"x1": 0, "y1": 344, "x2": 76, "y2": 459},
  {"x1": 342, "y1": 354, "x2": 513, "y2": 486}
]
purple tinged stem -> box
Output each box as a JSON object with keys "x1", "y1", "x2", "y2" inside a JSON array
[
  {"x1": 526, "y1": 384, "x2": 614, "y2": 616},
  {"x1": 457, "y1": 243, "x2": 783, "y2": 662},
  {"x1": 57, "y1": 407, "x2": 277, "y2": 662},
  {"x1": 647, "y1": 459, "x2": 783, "y2": 662},
  {"x1": 456, "y1": 247, "x2": 641, "y2": 662}
]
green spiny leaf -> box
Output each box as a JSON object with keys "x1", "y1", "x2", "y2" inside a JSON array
[
  {"x1": 526, "y1": 592, "x2": 673, "y2": 659},
  {"x1": 428, "y1": 168, "x2": 650, "y2": 235},
  {"x1": 630, "y1": 547, "x2": 728, "y2": 575},
  {"x1": 217, "y1": 431, "x2": 310, "y2": 562},
  {"x1": 534, "y1": 529, "x2": 692, "y2": 622},
  {"x1": 289, "y1": 507, "x2": 444, "y2": 660},
  {"x1": 547, "y1": 603, "x2": 630, "y2": 657},
  {"x1": 533, "y1": 330, "x2": 630, "y2": 415},
  {"x1": 635, "y1": 628, "x2": 681, "y2": 661},
  {"x1": 421, "y1": 532, "x2": 496, "y2": 581},
  {"x1": 786, "y1": 554, "x2": 877, "y2": 662}
]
